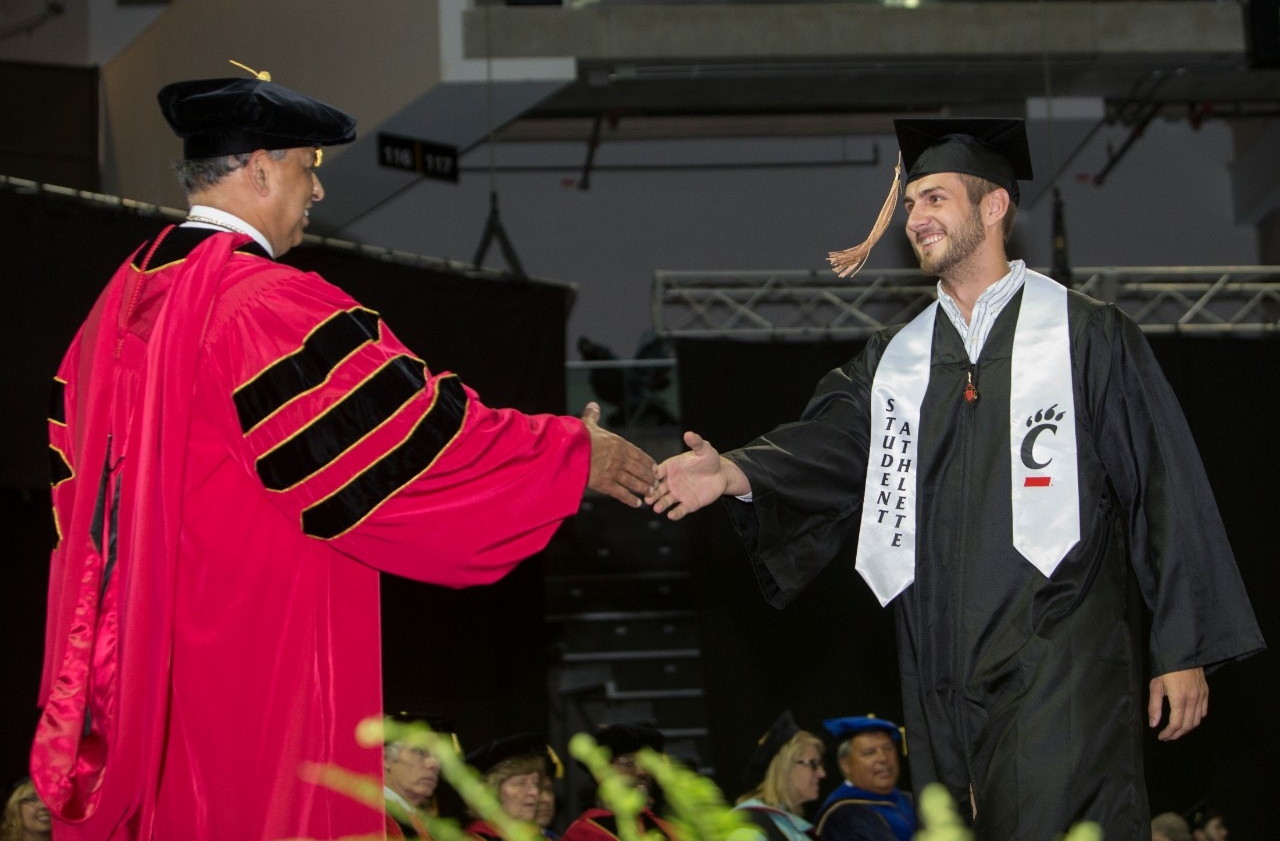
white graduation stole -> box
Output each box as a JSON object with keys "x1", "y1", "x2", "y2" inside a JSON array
[
  {"x1": 1008, "y1": 273, "x2": 1080, "y2": 575},
  {"x1": 854, "y1": 303, "x2": 936, "y2": 607},
  {"x1": 855, "y1": 269, "x2": 1079, "y2": 606}
]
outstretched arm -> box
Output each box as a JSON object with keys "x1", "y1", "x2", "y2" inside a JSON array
[
  {"x1": 582, "y1": 402, "x2": 659, "y2": 507},
  {"x1": 647, "y1": 431, "x2": 750, "y2": 521},
  {"x1": 1148, "y1": 666, "x2": 1208, "y2": 741}
]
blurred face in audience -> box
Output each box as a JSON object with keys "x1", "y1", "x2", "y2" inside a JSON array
[
  {"x1": 787, "y1": 743, "x2": 826, "y2": 807},
  {"x1": 1196, "y1": 816, "x2": 1228, "y2": 841},
  {"x1": 534, "y1": 776, "x2": 556, "y2": 828},
  {"x1": 385, "y1": 743, "x2": 441, "y2": 806},
  {"x1": 610, "y1": 752, "x2": 655, "y2": 803},
  {"x1": 6, "y1": 782, "x2": 51, "y2": 839},
  {"x1": 499, "y1": 771, "x2": 542, "y2": 822},
  {"x1": 840, "y1": 732, "x2": 899, "y2": 796}
]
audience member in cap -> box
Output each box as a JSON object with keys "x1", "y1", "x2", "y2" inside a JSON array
[
  {"x1": 646, "y1": 115, "x2": 1263, "y2": 840},
  {"x1": 734, "y1": 712, "x2": 827, "y2": 841},
  {"x1": 535, "y1": 775, "x2": 560, "y2": 840},
  {"x1": 1151, "y1": 811, "x2": 1193, "y2": 841},
  {"x1": 1, "y1": 779, "x2": 51, "y2": 841},
  {"x1": 464, "y1": 734, "x2": 560, "y2": 841},
  {"x1": 384, "y1": 713, "x2": 457, "y2": 840},
  {"x1": 562, "y1": 723, "x2": 678, "y2": 841},
  {"x1": 813, "y1": 716, "x2": 914, "y2": 841},
  {"x1": 1187, "y1": 802, "x2": 1229, "y2": 841},
  {"x1": 29, "y1": 63, "x2": 657, "y2": 841}
]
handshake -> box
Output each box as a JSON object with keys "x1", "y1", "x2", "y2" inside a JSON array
[{"x1": 581, "y1": 405, "x2": 745, "y2": 520}]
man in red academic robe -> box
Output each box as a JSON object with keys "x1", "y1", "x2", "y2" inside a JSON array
[{"x1": 32, "y1": 68, "x2": 656, "y2": 841}]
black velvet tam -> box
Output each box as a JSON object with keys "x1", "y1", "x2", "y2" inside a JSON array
[
  {"x1": 158, "y1": 77, "x2": 357, "y2": 159},
  {"x1": 466, "y1": 732, "x2": 562, "y2": 778}
]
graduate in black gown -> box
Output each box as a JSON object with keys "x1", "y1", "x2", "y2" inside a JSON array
[{"x1": 647, "y1": 118, "x2": 1265, "y2": 841}]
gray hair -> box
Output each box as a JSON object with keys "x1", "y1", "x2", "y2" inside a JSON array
[{"x1": 172, "y1": 148, "x2": 287, "y2": 195}]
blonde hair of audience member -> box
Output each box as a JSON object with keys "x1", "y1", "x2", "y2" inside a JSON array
[
  {"x1": 474, "y1": 755, "x2": 547, "y2": 822},
  {"x1": 2, "y1": 780, "x2": 52, "y2": 841},
  {"x1": 737, "y1": 731, "x2": 827, "y2": 814}
]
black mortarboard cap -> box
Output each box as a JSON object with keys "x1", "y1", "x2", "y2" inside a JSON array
[
  {"x1": 466, "y1": 733, "x2": 564, "y2": 779},
  {"x1": 593, "y1": 722, "x2": 665, "y2": 758},
  {"x1": 739, "y1": 710, "x2": 801, "y2": 791},
  {"x1": 158, "y1": 76, "x2": 357, "y2": 159},
  {"x1": 894, "y1": 117, "x2": 1033, "y2": 205}
]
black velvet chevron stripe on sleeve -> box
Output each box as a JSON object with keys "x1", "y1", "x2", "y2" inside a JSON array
[
  {"x1": 49, "y1": 377, "x2": 66, "y2": 425},
  {"x1": 49, "y1": 447, "x2": 72, "y2": 487},
  {"x1": 256, "y1": 355, "x2": 427, "y2": 491},
  {"x1": 233, "y1": 307, "x2": 381, "y2": 433},
  {"x1": 301, "y1": 374, "x2": 467, "y2": 539}
]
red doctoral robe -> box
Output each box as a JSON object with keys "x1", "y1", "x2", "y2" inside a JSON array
[
  {"x1": 562, "y1": 807, "x2": 678, "y2": 841},
  {"x1": 34, "y1": 228, "x2": 590, "y2": 840}
]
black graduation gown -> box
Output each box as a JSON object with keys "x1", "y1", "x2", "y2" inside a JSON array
[{"x1": 722, "y1": 288, "x2": 1264, "y2": 841}]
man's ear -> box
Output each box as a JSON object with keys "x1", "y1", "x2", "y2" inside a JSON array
[
  {"x1": 984, "y1": 188, "x2": 1011, "y2": 229},
  {"x1": 247, "y1": 149, "x2": 273, "y2": 197}
]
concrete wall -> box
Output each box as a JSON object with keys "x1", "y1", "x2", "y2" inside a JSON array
[
  {"x1": 0, "y1": 0, "x2": 89, "y2": 65},
  {"x1": 0, "y1": 0, "x2": 163, "y2": 66},
  {"x1": 97, "y1": 0, "x2": 441, "y2": 206},
  {"x1": 465, "y1": 1, "x2": 1244, "y2": 60}
]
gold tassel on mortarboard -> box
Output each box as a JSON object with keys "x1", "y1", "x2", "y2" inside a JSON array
[{"x1": 827, "y1": 153, "x2": 902, "y2": 278}]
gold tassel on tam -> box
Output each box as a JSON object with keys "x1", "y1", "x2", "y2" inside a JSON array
[
  {"x1": 228, "y1": 60, "x2": 272, "y2": 81},
  {"x1": 827, "y1": 154, "x2": 903, "y2": 278}
]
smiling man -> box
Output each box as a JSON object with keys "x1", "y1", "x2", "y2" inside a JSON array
[
  {"x1": 647, "y1": 118, "x2": 1264, "y2": 839},
  {"x1": 31, "y1": 67, "x2": 656, "y2": 841},
  {"x1": 814, "y1": 716, "x2": 914, "y2": 841}
]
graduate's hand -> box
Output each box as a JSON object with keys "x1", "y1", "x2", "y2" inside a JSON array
[
  {"x1": 582, "y1": 402, "x2": 658, "y2": 508},
  {"x1": 1148, "y1": 666, "x2": 1208, "y2": 741},
  {"x1": 646, "y1": 431, "x2": 749, "y2": 520}
]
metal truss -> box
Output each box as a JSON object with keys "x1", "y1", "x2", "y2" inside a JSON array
[{"x1": 652, "y1": 267, "x2": 1280, "y2": 339}]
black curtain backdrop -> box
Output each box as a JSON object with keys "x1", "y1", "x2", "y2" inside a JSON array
[
  {"x1": 0, "y1": 62, "x2": 99, "y2": 191},
  {"x1": 675, "y1": 334, "x2": 1279, "y2": 837},
  {"x1": 0, "y1": 187, "x2": 572, "y2": 786}
]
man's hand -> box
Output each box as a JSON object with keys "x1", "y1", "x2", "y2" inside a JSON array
[
  {"x1": 1148, "y1": 666, "x2": 1208, "y2": 741},
  {"x1": 646, "y1": 431, "x2": 749, "y2": 521},
  {"x1": 582, "y1": 402, "x2": 658, "y2": 508}
]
